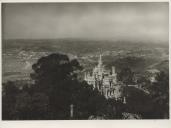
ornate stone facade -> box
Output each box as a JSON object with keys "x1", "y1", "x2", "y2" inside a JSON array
[{"x1": 84, "y1": 55, "x2": 123, "y2": 100}]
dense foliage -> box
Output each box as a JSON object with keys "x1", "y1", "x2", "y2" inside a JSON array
[
  {"x1": 2, "y1": 53, "x2": 118, "y2": 120},
  {"x1": 2, "y1": 53, "x2": 169, "y2": 120}
]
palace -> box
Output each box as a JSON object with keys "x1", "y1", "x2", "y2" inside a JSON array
[{"x1": 84, "y1": 55, "x2": 124, "y2": 100}]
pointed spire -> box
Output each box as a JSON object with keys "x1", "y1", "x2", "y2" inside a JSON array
[
  {"x1": 112, "y1": 66, "x2": 116, "y2": 74},
  {"x1": 98, "y1": 54, "x2": 102, "y2": 67}
]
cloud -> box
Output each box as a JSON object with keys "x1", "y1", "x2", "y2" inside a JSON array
[{"x1": 2, "y1": 3, "x2": 169, "y2": 43}]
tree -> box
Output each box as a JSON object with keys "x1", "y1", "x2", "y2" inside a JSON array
[
  {"x1": 14, "y1": 92, "x2": 32, "y2": 119},
  {"x1": 136, "y1": 75, "x2": 151, "y2": 92},
  {"x1": 31, "y1": 54, "x2": 81, "y2": 86},
  {"x1": 117, "y1": 67, "x2": 134, "y2": 85},
  {"x1": 2, "y1": 53, "x2": 128, "y2": 120},
  {"x1": 30, "y1": 53, "x2": 108, "y2": 119},
  {"x1": 2, "y1": 81, "x2": 20, "y2": 120},
  {"x1": 123, "y1": 86, "x2": 154, "y2": 119},
  {"x1": 148, "y1": 71, "x2": 169, "y2": 118},
  {"x1": 2, "y1": 80, "x2": 50, "y2": 120},
  {"x1": 14, "y1": 92, "x2": 49, "y2": 120}
]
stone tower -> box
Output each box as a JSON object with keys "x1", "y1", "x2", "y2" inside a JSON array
[{"x1": 84, "y1": 54, "x2": 123, "y2": 100}]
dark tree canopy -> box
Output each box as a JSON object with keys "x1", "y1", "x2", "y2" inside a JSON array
[
  {"x1": 148, "y1": 71, "x2": 169, "y2": 118},
  {"x1": 31, "y1": 54, "x2": 82, "y2": 85},
  {"x1": 2, "y1": 53, "x2": 169, "y2": 120},
  {"x1": 117, "y1": 67, "x2": 134, "y2": 85},
  {"x1": 2, "y1": 81, "x2": 20, "y2": 119},
  {"x1": 5, "y1": 53, "x2": 110, "y2": 120}
]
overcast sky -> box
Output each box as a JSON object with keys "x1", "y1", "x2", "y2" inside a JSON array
[{"x1": 2, "y1": 2, "x2": 169, "y2": 43}]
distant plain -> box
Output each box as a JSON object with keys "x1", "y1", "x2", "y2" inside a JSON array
[{"x1": 2, "y1": 39, "x2": 169, "y2": 82}]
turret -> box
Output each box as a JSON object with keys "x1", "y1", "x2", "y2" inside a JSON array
[
  {"x1": 98, "y1": 54, "x2": 103, "y2": 68},
  {"x1": 112, "y1": 66, "x2": 116, "y2": 74},
  {"x1": 111, "y1": 66, "x2": 117, "y2": 84}
]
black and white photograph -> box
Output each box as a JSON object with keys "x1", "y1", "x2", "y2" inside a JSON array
[{"x1": 1, "y1": 2, "x2": 169, "y2": 120}]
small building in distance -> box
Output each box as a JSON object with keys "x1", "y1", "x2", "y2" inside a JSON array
[{"x1": 84, "y1": 54, "x2": 124, "y2": 100}]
